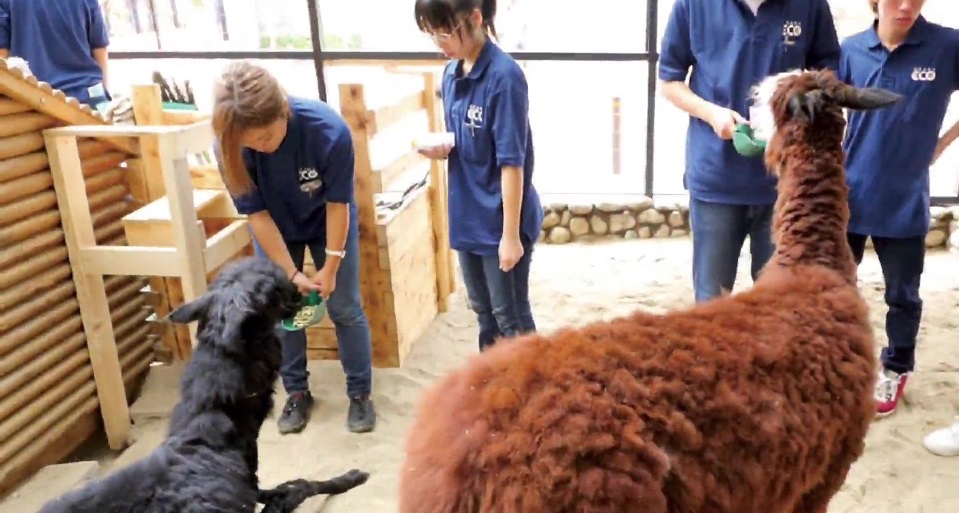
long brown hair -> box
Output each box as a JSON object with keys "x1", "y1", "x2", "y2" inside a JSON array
[{"x1": 212, "y1": 60, "x2": 288, "y2": 195}]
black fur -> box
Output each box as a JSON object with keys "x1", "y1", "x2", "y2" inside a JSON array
[{"x1": 38, "y1": 257, "x2": 370, "y2": 513}]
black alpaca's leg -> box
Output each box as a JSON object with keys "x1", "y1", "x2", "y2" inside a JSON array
[{"x1": 258, "y1": 469, "x2": 370, "y2": 513}]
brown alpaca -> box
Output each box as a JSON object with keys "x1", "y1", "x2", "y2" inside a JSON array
[{"x1": 398, "y1": 70, "x2": 900, "y2": 513}]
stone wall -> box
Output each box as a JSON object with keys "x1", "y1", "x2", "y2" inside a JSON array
[
  {"x1": 539, "y1": 197, "x2": 689, "y2": 244},
  {"x1": 538, "y1": 197, "x2": 959, "y2": 253}
]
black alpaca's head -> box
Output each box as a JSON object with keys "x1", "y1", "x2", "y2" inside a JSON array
[{"x1": 167, "y1": 257, "x2": 302, "y2": 353}]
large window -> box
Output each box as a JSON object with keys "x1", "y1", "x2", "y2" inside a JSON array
[
  {"x1": 99, "y1": 0, "x2": 313, "y2": 52},
  {"x1": 317, "y1": 0, "x2": 651, "y2": 53},
  {"x1": 324, "y1": 61, "x2": 652, "y2": 195}
]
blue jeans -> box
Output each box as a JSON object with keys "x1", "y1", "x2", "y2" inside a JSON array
[
  {"x1": 847, "y1": 232, "x2": 924, "y2": 374},
  {"x1": 689, "y1": 197, "x2": 776, "y2": 303},
  {"x1": 458, "y1": 244, "x2": 536, "y2": 351},
  {"x1": 252, "y1": 216, "x2": 373, "y2": 398}
]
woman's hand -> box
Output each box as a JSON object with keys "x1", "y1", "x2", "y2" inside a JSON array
[
  {"x1": 498, "y1": 235, "x2": 524, "y2": 272},
  {"x1": 417, "y1": 143, "x2": 452, "y2": 160},
  {"x1": 291, "y1": 271, "x2": 321, "y2": 295},
  {"x1": 311, "y1": 264, "x2": 337, "y2": 299}
]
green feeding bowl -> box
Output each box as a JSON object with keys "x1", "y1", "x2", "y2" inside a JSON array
[
  {"x1": 280, "y1": 291, "x2": 326, "y2": 331},
  {"x1": 732, "y1": 123, "x2": 767, "y2": 157}
]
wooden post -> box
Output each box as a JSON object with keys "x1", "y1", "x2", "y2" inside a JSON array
[
  {"x1": 43, "y1": 133, "x2": 131, "y2": 451},
  {"x1": 338, "y1": 83, "x2": 400, "y2": 366},
  {"x1": 156, "y1": 133, "x2": 208, "y2": 348},
  {"x1": 422, "y1": 72, "x2": 455, "y2": 311}
]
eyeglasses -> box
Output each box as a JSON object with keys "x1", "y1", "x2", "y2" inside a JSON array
[{"x1": 427, "y1": 20, "x2": 464, "y2": 42}]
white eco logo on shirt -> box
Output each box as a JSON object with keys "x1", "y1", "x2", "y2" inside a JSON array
[
  {"x1": 782, "y1": 21, "x2": 802, "y2": 45},
  {"x1": 911, "y1": 67, "x2": 936, "y2": 81}
]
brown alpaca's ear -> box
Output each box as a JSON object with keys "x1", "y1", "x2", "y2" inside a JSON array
[{"x1": 836, "y1": 86, "x2": 901, "y2": 111}]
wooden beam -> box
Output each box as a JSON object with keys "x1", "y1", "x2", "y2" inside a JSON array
[
  {"x1": 42, "y1": 133, "x2": 131, "y2": 451},
  {"x1": 81, "y1": 246, "x2": 181, "y2": 277}
]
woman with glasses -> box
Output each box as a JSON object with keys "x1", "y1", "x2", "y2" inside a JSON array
[{"x1": 414, "y1": 0, "x2": 543, "y2": 352}]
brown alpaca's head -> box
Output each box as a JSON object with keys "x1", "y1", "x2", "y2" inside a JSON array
[{"x1": 747, "y1": 69, "x2": 900, "y2": 176}]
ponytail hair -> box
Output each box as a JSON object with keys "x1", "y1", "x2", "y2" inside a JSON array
[
  {"x1": 414, "y1": 0, "x2": 497, "y2": 40},
  {"x1": 211, "y1": 60, "x2": 288, "y2": 196}
]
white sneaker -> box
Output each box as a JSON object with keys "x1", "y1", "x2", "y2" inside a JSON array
[{"x1": 923, "y1": 416, "x2": 959, "y2": 457}]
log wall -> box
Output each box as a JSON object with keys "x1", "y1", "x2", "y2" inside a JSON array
[{"x1": 0, "y1": 96, "x2": 157, "y2": 497}]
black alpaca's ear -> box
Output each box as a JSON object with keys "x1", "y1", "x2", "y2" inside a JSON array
[
  {"x1": 787, "y1": 90, "x2": 826, "y2": 124},
  {"x1": 837, "y1": 86, "x2": 901, "y2": 111},
  {"x1": 167, "y1": 293, "x2": 214, "y2": 324}
]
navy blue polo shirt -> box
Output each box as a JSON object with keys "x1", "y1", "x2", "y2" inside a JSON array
[
  {"x1": 232, "y1": 96, "x2": 356, "y2": 245},
  {"x1": 441, "y1": 40, "x2": 543, "y2": 255},
  {"x1": 659, "y1": 0, "x2": 840, "y2": 205},
  {"x1": 839, "y1": 17, "x2": 959, "y2": 239},
  {"x1": 0, "y1": 0, "x2": 110, "y2": 105}
]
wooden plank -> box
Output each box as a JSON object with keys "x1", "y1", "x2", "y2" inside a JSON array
[
  {"x1": 423, "y1": 72, "x2": 455, "y2": 309},
  {"x1": 0, "y1": 61, "x2": 136, "y2": 155},
  {"x1": 203, "y1": 220, "x2": 252, "y2": 271},
  {"x1": 43, "y1": 133, "x2": 131, "y2": 451},
  {"x1": 368, "y1": 89, "x2": 426, "y2": 137}
]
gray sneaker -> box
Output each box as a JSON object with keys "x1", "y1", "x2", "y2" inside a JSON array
[
  {"x1": 277, "y1": 391, "x2": 314, "y2": 434},
  {"x1": 347, "y1": 396, "x2": 376, "y2": 433}
]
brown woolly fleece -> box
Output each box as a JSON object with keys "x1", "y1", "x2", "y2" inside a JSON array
[{"x1": 398, "y1": 69, "x2": 900, "y2": 513}]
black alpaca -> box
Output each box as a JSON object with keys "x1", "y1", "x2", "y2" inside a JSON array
[{"x1": 38, "y1": 257, "x2": 369, "y2": 513}]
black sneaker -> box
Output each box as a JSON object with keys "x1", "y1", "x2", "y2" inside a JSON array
[
  {"x1": 347, "y1": 396, "x2": 376, "y2": 433},
  {"x1": 277, "y1": 391, "x2": 314, "y2": 434}
]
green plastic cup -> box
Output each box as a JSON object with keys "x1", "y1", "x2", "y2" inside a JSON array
[
  {"x1": 280, "y1": 291, "x2": 326, "y2": 331},
  {"x1": 732, "y1": 123, "x2": 767, "y2": 157}
]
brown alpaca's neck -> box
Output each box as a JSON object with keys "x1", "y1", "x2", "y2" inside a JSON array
[{"x1": 769, "y1": 134, "x2": 858, "y2": 283}]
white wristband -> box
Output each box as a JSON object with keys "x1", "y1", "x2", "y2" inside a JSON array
[{"x1": 325, "y1": 248, "x2": 346, "y2": 258}]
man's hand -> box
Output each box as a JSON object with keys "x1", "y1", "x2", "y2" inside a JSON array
[
  {"x1": 706, "y1": 104, "x2": 749, "y2": 140},
  {"x1": 417, "y1": 144, "x2": 452, "y2": 160}
]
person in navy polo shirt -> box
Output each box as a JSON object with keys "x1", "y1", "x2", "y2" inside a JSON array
[
  {"x1": 0, "y1": 0, "x2": 111, "y2": 108},
  {"x1": 211, "y1": 61, "x2": 376, "y2": 435},
  {"x1": 659, "y1": 0, "x2": 841, "y2": 303},
  {"x1": 414, "y1": 0, "x2": 543, "y2": 352},
  {"x1": 839, "y1": 0, "x2": 959, "y2": 421}
]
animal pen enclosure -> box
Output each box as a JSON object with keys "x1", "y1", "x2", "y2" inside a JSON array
[
  {"x1": 304, "y1": 71, "x2": 455, "y2": 367},
  {"x1": 0, "y1": 59, "x2": 156, "y2": 496},
  {"x1": 0, "y1": 62, "x2": 456, "y2": 497}
]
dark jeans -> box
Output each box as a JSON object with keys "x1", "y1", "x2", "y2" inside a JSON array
[
  {"x1": 847, "y1": 232, "x2": 924, "y2": 374},
  {"x1": 458, "y1": 243, "x2": 536, "y2": 351},
  {"x1": 252, "y1": 216, "x2": 373, "y2": 398},
  {"x1": 689, "y1": 197, "x2": 776, "y2": 303}
]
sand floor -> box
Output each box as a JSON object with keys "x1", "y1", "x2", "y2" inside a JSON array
[{"x1": 31, "y1": 238, "x2": 959, "y2": 512}]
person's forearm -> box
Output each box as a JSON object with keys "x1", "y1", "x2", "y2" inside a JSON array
[
  {"x1": 323, "y1": 202, "x2": 350, "y2": 272},
  {"x1": 92, "y1": 47, "x2": 109, "y2": 90},
  {"x1": 661, "y1": 80, "x2": 714, "y2": 122},
  {"x1": 0, "y1": 49, "x2": 8, "y2": 59},
  {"x1": 248, "y1": 211, "x2": 298, "y2": 278},
  {"x1": 939, "y1": 120, "x2": 959, "y2": 150},
  {"x1": 501, "y1": 165, "x2": 523, "y2": 240}
]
